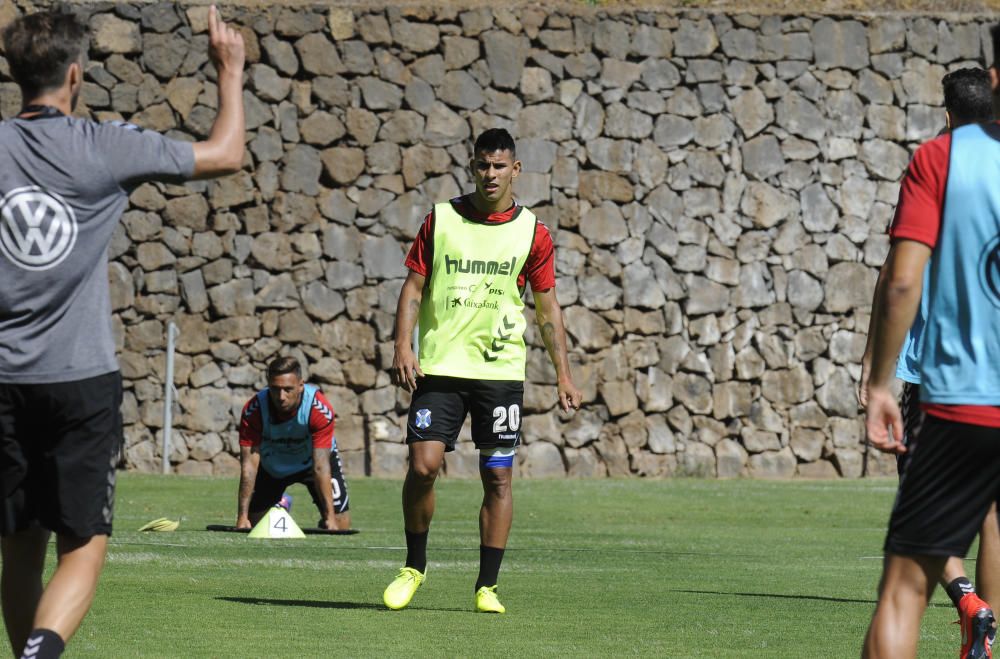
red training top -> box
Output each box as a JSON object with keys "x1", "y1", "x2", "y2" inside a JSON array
[
  {"x1": 404, "y1": 195, "x2": 557, "y2": 292},
  {"x1": 238, "y1": 389, "x2": 336, "y2": 449},
  {"x1": 889, "y1": 131, "x2": 1000, "y2": 427}
]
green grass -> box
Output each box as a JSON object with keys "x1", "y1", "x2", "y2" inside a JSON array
[{"x1": 6, "y1": 475, "x2": 974, "y2": 657}]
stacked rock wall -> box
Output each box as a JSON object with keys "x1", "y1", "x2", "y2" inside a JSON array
[{"x1": 0, "y1": 3, "x2": 987, "y2": 478}]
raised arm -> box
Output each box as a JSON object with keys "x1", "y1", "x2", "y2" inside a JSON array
[
  {"x1": 191, "y1": 5, "x2": 246, "y2": 179},
  {"x1": 532, "y1": 288, "x2": 582, "y2": 413},
  {"x1": 392, "y1": 269, "x2": 426, "y2": 392},
  {"x1": 236, "y1": 444, "x2": 260, "y2": 528}
]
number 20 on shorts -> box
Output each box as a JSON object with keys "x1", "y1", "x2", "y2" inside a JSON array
[{"x1": 492, "y1": 404, "x2": 521, "y2": 433}]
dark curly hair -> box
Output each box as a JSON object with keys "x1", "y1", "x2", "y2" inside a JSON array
[
  {"x1": 2, "y1": 7, "x2": 88, "y2": 98},
  {"x1": 267, "y1": 356, "x2": 302, "y2": 381},
  {"x1": 474, "y1": 128, "x2": 516, "y2": 158},
  {"x1": 943, "y1": 67, "x2": 994, "y2": 127}
]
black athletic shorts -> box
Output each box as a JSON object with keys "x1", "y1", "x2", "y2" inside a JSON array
[
  {"x1": 249, "y1": 449, "x2": 350, "y2": 515},
  {"x1": 885, "y1": 414, "x2": 1000, "y2": 557},
  {"x1": 0, "y1": 371, "x2": 123, "y2": 538},
  {"x1": 405, "y1": 375, "x2": 523, "y2": 452},
  {"x1": 896, "y1": 382, "x2": 925, "y2": 476}
]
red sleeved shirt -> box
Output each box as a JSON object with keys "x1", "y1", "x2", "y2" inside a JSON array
[
  {"x1": 404, "y1": 195, "x2": 556, "y2": 292},
  {"x1": 238, "y1": 389, "x2": 335, "y2": 449},
  {"x1": 890, "y1": 133, "x2": 950, "y2": 248},
  {"x1": 889, "y1": 131, "x2": 1000, "y2": 427}
]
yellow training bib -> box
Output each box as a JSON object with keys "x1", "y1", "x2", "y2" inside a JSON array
[{"x1": 418, "y1": 201, "x2": 536, "y2": 381}]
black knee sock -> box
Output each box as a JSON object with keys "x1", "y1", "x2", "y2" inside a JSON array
[
  {"x1": 946, "y1": 577, "x2": 976, "y2": 608},
  {"x1": 404, "y1": 529, "x2": 428, "y2": 573},
  {"x1": 21, "y1": 629, "x2": 64, "y2": 659},
  {"x1": 475, "y1": 545, "x2": 505, "y2": 591}
]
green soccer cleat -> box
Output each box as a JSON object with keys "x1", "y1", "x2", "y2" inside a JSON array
[
  {"x1": 383, "y1": 567, "x2": 426, "y2": 610},
  {"x1": 475, "y1": 585, "x2": 506, "y2": 614}
]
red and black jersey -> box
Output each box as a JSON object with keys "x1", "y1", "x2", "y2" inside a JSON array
[
  {"x1": 890, "y1": 130, "x2": 1000, "y2": 427},
  {"x1": 238, "y1": 389, "x2": 335, "y2": 450},
  {"x1": 404, "y1": 195, "x2": 556, "y2": 292}
]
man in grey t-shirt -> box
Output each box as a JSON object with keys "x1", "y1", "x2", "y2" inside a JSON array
[{"x1": 0, "y1": 8, "x2": 246, "y2": 658}]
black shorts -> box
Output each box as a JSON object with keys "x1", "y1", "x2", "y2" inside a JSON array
[
  {"x1": 406, "y1": 375, "x2": 523, "y2": 452},
  {"x1": 0, "y1": 372, "x2": 123, "y2": 538},
  {"x1": 896, "y1": 382, "x2": 925, "y2": 476},
  {"x1": 885, "y1": 414, "x2": 1000, "y2": 557},
  {"x1": 249, "y1": 449, "x2": 350, "y2": 515}
]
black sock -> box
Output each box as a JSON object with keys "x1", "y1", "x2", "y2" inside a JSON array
[
  {"x1": 946, "y1": 577, "x2": 976, "y2": 608},
  {"x1": 21, "y1": 629, "x2": 64, "y2": 659},
  {"x1": 475, "y1": 545, "x2": 505, "y2": 591},
  {"x1": 404, "y1": 529, "x2": 428, "y2": 573}
]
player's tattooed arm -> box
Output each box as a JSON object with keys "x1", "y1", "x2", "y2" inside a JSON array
[
  {"x1": 541, "y1": 321, "x2": 557, "y2": 355},
  {"x1": 392, "y1": 270, "x2": 427, "y2": 392},
  {"x1": 311, "y1": 448, "x2": 338, "y2": 530},
  {"x1": 236, "y1": 445, "x2": 260, "y2": 528},
  {"x1": 533, "y1": 288, "x2": 582, "y2": 412}
]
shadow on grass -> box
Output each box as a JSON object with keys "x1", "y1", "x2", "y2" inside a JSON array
[
  {"x1": 217, "y1": 596, "x2": 468, "y2": 613},
  {"x1": 673, "y1": 589, "x2": 952, "y2": 609}
]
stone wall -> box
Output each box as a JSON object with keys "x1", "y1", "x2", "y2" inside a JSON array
[{"x1": 0, "y1": 3, "x2": 987, "y2": 478}]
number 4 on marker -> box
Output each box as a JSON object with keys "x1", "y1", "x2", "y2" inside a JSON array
[{"x1": 274, "y1": 516, "x2": 287, "y2": 532}]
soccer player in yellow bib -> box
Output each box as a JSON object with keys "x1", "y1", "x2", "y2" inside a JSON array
[{"x1": 383, "y1": 128, "x2": 583, "y2": 614}]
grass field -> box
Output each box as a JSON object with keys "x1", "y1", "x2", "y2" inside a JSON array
[{"x1": 9, "y1": 474, "x2": 975, "y2": 657}]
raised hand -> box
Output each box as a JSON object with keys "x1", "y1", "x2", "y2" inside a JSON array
[{"x1": 207, "y1": 4, "x2": 245, "y2": 77}]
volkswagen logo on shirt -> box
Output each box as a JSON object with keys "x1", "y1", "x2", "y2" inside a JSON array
[
  {"x1": 981, "y1": 233, "x2": 1000, "y2": 309},
  {"x1": 0, "y1": 186, "x2": 78, "y2": 271}
]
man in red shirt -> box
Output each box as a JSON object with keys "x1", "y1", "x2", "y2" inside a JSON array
[
  {"x1": 382, "y1": 128, "x2": 582, "y2": 614},
  {"x1": 858, "y1": 68, "x2": 998, "y2": 659},
  {"x1": 236, "y1": 357, "x2": 350, "y2": 531},
  {"x1": 862, "y1": 66, "x2": 1000, "y2": 657}
]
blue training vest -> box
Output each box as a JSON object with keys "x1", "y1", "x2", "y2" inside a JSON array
[
  {"x1": 919, "y1": 123, "x2": 1000, "y2": 405},
  {"x1": 895, "y1": 265, "x2": 929, "y2": 385},
  {"x1": 258, "y1": 384, "x2": 318, "y2": 478}
]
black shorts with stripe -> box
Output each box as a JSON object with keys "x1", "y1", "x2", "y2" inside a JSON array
[
  {"x1": 249, "y1": 449, "x2": 350, "y2": 515},
  {"x1": 0, "y1": 372, "x2": 123, "y2": 538},
  {"x1": 885, "y1": 414, "x2": 1000, "y2": 557},
  {"x1": 405, "y1": 375, "x2": 523, "y2": 452}
]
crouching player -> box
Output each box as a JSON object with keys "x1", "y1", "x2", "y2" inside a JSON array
[{"x1": 235, "y1": 357, "x2": 351, "y2": 530}]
